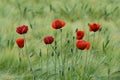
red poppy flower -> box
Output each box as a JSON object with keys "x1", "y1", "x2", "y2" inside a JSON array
[
  {"x1": 52, "y1": 19, "x2": 66, "y2": 29},
  {"x1": 76, "y1": 40, "x2": 90, "y2": 50},
  {"x1": 86, "y1": 42, "x2": 90, "y2": 50},
  {"x1": 89, "y1": 23, "x2": 101, "y2": 32},
  {"x1": 16, "y1": 38, "x2": 24, "y2": 48},
  {"x1": 76, "y1": 30, "x2": 84, "y2": 40},
  {"x1": 16, "y1": 25, "x2": 28, "y2": 34},
  {"x1": 44, "y1": 36, "x2": 54, "y2": 44}
]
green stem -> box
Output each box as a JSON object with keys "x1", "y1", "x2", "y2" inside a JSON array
[
  {"x1": 60, "y1": 29, "x2": 63, "y2": 63},
  {"x1": 82, "y1": 52, "x2": 88, "y2": 80},
  {"x1": 108, "y1": 67, "x2": 110, "y2": 80},
  {"x1": 87, "y1": 51, "x2": 93, "y2": 79},
  {"x1": 50, "y1": 45, "x2": 57, "y2": 80},
  {"x1": 24, "y1": 35, "x2": 35, "y2": 80},
  {"x1": 21, "y1": 48, "x2": 26, "y2": 72},
  {"x1": 76, "y1": 50, "x2": 82, "y2": 64},
  {"x1": 92, "y1": 33, "x2": 95, "y2": 49},
  {"x1": 39, "y1": 49, "x2": 42, "y2": 74},
  {"x1": 70, "y1": 36, "x2": 75, "y2": 80},
  {"x1": 18, "y1": 48, "x2": 21, "y2": 62},
  {"x1": 46, "y1": 45, "x2": 49, "y2": 80},
  {"x1": 18, "y1": 48, "x2": 21, "y2": 74},
  {"x1": 55, "y1": 52, "x2": 57, "y2": 80},
  {"x1": 60, "y1": 29, "x2": 65, "y2": 80},
  {"x1": 21, "y1": 48, "x2": 25, "y2": 61}
]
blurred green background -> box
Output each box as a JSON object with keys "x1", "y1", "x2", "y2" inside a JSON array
[{"x1": 0, "y1": 0, "x2": 120, "y2": 80}]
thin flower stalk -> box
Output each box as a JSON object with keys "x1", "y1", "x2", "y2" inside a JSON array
[{"x1": 24, "y1": 35, "x2": 35, "y2": 80}]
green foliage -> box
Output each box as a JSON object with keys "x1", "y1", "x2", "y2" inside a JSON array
[{"x1": 0, "y1": 0, "x2": 120, "y2": 80}]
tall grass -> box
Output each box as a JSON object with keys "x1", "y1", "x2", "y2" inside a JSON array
[{"x1": 0, "y1": 0, "x2": 120, "y2": 80}]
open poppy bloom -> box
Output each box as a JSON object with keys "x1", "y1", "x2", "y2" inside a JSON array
[
  {"x1": 76, "y1": 30, "x2": 84, "y2": 40},
  {"x1": 85, "y1": 42, "x2": 90, "y2": 50},
  {"x1": 16, "y1": 25, "x2": 28, "y2": 34},
  {"x1": 89, "y1": 23, "x2": 101, "y2": 32},
  {"x1": 16, "y1": 38, "x2": 25, "y2": 48},
  {"x1": 44, "y1": 36, "x2": 54, "y2": 44},
  {"x1": 52, "y1": 19, "x2": 66, "y2": 29},
  {"x1": 76, "y1": 40, "x2": 90, "y2": 50}
]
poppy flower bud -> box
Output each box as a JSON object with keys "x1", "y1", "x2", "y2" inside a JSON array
[
  {"x1": 51, "y1": 52, "x2": 54, "y2": 57},
  {"x1": 75, "y1": 28, "x2": 78, "y2": 32},
  {"x1": 39, "y1": 49, "x2": 42, "y2": 57},
  {"x1": 71, "y1": 48, "x2": 73, "y2": 53}
]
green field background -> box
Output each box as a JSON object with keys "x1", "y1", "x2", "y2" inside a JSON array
[{"x1": 0, "y1": 0, "x2": 120, "y2": 80}]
